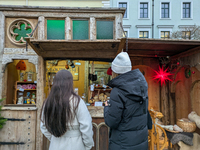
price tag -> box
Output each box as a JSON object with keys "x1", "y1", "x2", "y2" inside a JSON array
[
  {"x1": 19, "y1": 88, "x2": 24, "y2": 92},
  {"x1": 94, "y1": 102, "x2": 103, "y2": 106},
  {"x1": 34, "y1": 81, "x2": 37, "y2": 84}
]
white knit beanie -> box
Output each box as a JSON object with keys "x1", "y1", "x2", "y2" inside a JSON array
[{"x1": 111, "y1": 52, "x2": 132, "y2": 74}]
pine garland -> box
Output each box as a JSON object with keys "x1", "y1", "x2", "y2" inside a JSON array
[{"x1": 0, "y1": 98, "x2": 7, "y2": 129}]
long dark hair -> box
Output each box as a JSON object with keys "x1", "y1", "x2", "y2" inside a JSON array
[{"x1": 41, "y1": 70, "x2": 80, "y2": 137}]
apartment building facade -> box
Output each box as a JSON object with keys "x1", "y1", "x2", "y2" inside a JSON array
[{"x1": 110, "y1": 0, "x2": 200, "y2": 39}]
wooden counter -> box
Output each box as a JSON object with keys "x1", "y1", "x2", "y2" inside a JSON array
[{"x1": 87, "y1": 106, "x2": 109, "y2": 150}]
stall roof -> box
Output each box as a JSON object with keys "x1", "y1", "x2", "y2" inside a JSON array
[
  {"x1": 26, "y1": 38, "x2": 200, "y2": 61},
  {"x1": 26, "y1": 38, "x2": 125, "y2": 61},
  {"x1": 126, "y1": 38, "x2": 200, "y2": 58}
]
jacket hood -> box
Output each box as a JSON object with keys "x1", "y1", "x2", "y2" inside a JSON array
[{"x1": 107, "y1": 69, "x2": 148, "y2": 100}]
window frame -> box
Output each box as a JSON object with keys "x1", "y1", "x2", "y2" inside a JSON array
[
  {"x1": 182, "y1": 31, "x2": 191, "y2": 39},
  {"x1": 139, "y1": 31, "x2": 149, "y2": 38},
  {"x1": 181, "y1": 1, "x2": 193, "y2": 19},
  {"x1": 137, "y1": 27, "x2": 151, "y2": 38},
  {"x1": 138, "y1": 1, "x2": 150, "y2": 19},
  {"x1": 160, "y1": 31, "x2": 170, "y2": 39},
  {"x1": 118, "y1": 1, "x2": 129, "y2": 19},
  {"x1": 160, "y1": 2, "x2": 171, "y2": 19}
]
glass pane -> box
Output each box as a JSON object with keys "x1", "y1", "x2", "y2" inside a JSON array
[
  {"x1": 96, "y1": 21, "x2": 113, "y2": 39},
  {"x1": 73, "y1": 20, "x2": 89, "y2": 40},
  {"x1": 144, "y1": 31, "x2": 148, "y2": 37},
  {"x1": 144, "y1": 4, "x2": 148, "y2": 8},
  {"x1": 165, "y1": 32, "x2": 169, "y2": 37},
  {"x1": 140, "y1": 4, "x2": 143, "y2": 8},
  {"x1": 139, "y1": 31, "x2": 143, "y2": 38},
  {"x1": 182, "y1": 32, "x2": 185, "y2": 37},
  {"x1": 166, "y1": 14, "x2": 169, "y2": 18},
  {"x1": 119, "y1": 4, "x2": 122, "y2": 7},
  {"x1": 123, "y1": 4, "x2": 127, "y2": 8},
  {"x1": 162, "y1": 9, "x2": 164, "y2": 14},
  {"x1": 140, "y1": 13, "x2": 143, "y2": 18},
  {"x1": 161, "y1": 32, "x2": 164, "y2": 37},
  {"x1": 47, "y1": 20, "x2": 65, "y2": 40},
  {"x1": 165, "y1": 4, "x2": 169, "y2": 8},
  {"x1": 162, "y1": 13, "x2": 164, "y2": 18},
  {"x1": 144, "y1": 14, "x2": 148, "y2": 18},
  {"x1": 161, "y1": 4, "x2": 164, "y2": 8},
  {"x1": 140, "y1": 9, "x2": 143, "y2": 13},
  {"x1": 186, "y1": 9, "x2": 190, "y2": 14},
  {"x1": 186, "y1": 14, "x2": 189, "y2": 18},
  {"x1": 144, "y1": 9, "x2": 148, "y2": 13},
  {"x1": 186, "y1": 4, "x2": 190, "y2": 8},
  {"x1": 183, "y1": 4, "x2": 186, "y2": 9},
  {"x1": 165, "y1": 9, "x2": 168, "y2": 14}
]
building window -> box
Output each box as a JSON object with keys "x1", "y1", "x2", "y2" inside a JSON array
[
  {"x1": 140, "y1": 3, "x2": 148, "y2": 18},
  {"x1": 161, "y1": 31, "x2": 170, "y2": 39},
  {"x1": 182, "y1": 31, "x2": 191, "y2": 39},
  {"x1": 73, "y1": 20, "x2": 89, "y2": 40},
  {"x1": 161, "y1": 3, "x2": 169, "y2": 18},
  {"x1": 47, "y1": 20, "x2": 65, "y2": 40},
  {"x1": 119, "y1": 2, "x2": 127, "y2": 18},
  {"x1": 183, "y1": 3, "x2": 191, "y2": 18},
  {"x1": 96, "y1": 20, "x2": 113, "y2": 39},
  {"x1": 139, "y1": 31, "x2": 148, "y2": 38}
]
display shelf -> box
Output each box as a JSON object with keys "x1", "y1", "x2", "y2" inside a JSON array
[{"x1": 14, "y1": 81, "x2": 37, "y2": 104}]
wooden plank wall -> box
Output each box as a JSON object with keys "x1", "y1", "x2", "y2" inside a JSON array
[{"x1": 0, "y1": 109, "x2": 37, "y2": 150}]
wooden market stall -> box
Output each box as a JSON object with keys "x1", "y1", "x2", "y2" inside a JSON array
[{"x1": 1, "y1": 5, "x2": 200, "y2": 150}]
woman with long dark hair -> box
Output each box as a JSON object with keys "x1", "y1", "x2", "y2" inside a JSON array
[{"x1": 40, "y1": 70, "x2": 94, "y2": 150}]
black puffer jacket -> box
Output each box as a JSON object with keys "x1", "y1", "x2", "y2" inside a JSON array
[{"x1": 104, "y1": 69, "x2": 152, "y2": 150}]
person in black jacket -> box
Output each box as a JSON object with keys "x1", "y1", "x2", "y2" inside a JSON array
[{"x1": 104, "y1": 52, "x2": 152, "y2": 150}]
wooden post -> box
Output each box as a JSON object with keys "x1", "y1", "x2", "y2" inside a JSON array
[
  {"x1": 36, "y1": 56, "x2": 46, "y2": 150},
  {"x1": 160, "y1": 82, "x2": 170, "y2": 125},
  {"x1": 169, "y1": 81, "x2": 176, "y2": 125}
]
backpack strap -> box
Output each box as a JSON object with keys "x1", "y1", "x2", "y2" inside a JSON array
[{"x1": 140, "y1": 86, "x2": 147, "y2": 114}]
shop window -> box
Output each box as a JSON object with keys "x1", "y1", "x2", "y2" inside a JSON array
[
  {"x1": 161, "y1": 31, "x2": 170, "y2": 39},
  {"x1": 72, "y1": 20, "x2": 89, "y2": 40},
  {"x1": 139, "y1": 31, "x2": 148, "y2": 38},
  {"x1": 182, "y1": 31, "x2": 191, "y2": 39},
  {"x1": 47, "y1": 20, "x2": 65, "y2": 40},
  {"x1": 96, "y1": 21, "x2": 113, "y2": 39},
  {"x1": 5, "y1": 60, "x2": 36, "y2": 105}
]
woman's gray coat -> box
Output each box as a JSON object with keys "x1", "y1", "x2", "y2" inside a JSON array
[
  {"x1": 104, "y1": 69, "x2": 152, "y2": 150},
  {"x1": 41, "y1": 98, "x2": 94, "y2": 150}
]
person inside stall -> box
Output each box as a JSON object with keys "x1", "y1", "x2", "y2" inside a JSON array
[
  {"x1": 40, "y1": 70, "x2": 94, "y2": 150},
  {"x1": 104, "y1": 52, "x2": 152, "y2": 150}
]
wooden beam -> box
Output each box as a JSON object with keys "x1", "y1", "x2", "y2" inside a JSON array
[
  {"x1": 116, "y1": 38, "x2": 126, "y2": 55},
  {"x1": 25, "y1": 37, "x2": 42, "y2": 56},
  {"x1": 171, "y1": 46, "x2": 200, "y2": 59}
]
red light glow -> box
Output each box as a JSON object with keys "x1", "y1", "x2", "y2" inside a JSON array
[{"x1": 153, "y1": 66, "x2": 173, "y2": 86}]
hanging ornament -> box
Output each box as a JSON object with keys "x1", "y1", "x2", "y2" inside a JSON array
[
  {"x1": 192, "y1": 71, "x2": 195, "y2": 74},
  {"x1": 153, "y1": 66, "x2": 173, "y2": 86}
]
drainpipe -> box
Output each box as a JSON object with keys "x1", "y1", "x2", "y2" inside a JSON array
[{"x1": 152, "y1": 0, "x2": 154, "y2": 38}]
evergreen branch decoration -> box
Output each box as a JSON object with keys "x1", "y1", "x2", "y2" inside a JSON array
[{"x1": 0, "y1": 98, "x2": 7, "y2": 129}]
